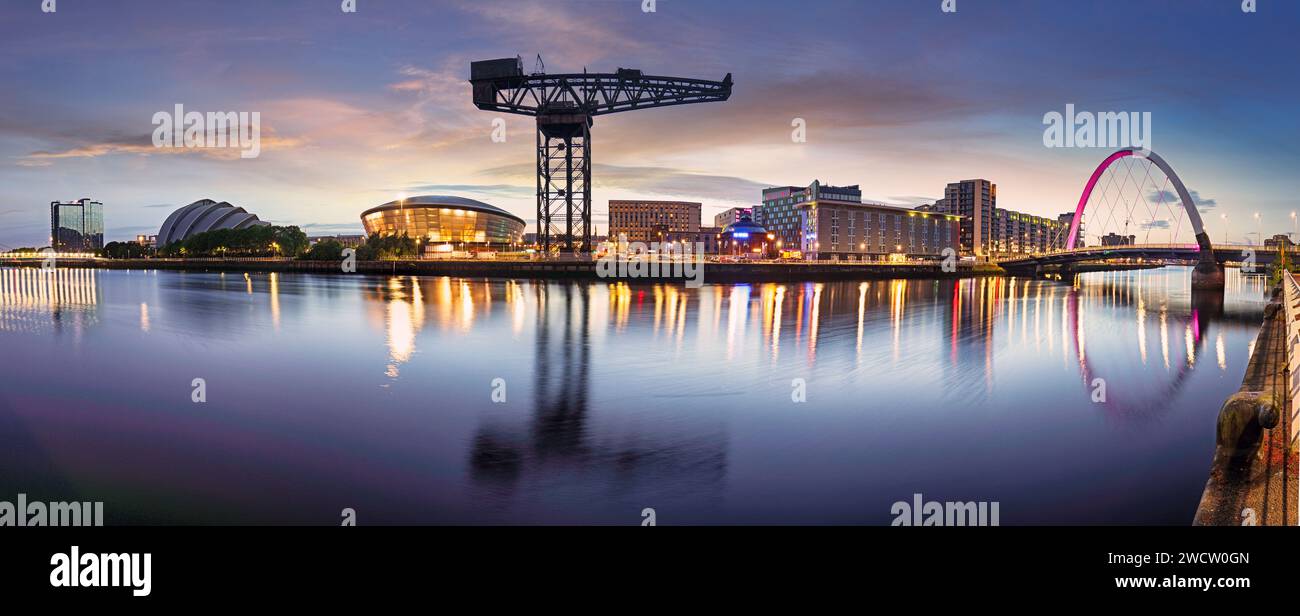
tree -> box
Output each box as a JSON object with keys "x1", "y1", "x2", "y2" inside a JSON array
[
  {"x1": 157, "y1": 225, "x2": 308, "y2": 258},
  {"x1": 355, "y1": 233, "x2": 417, "y2": 260},
  {"x1": 102, "y1": 241, "x2": 153, "y2": 259},
  {"x1": 273, "y1": 226, "x2": 309, "y2": 257},
  {"x1": 300, "y1": 239, "x2": 345, "y2": 261}
]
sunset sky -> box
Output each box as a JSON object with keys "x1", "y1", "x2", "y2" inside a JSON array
[{"x1": 1, "y1": 0, "x2": 1297, "y2": 248}]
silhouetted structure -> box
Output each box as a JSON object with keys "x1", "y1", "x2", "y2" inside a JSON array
[{"x1": 470, "y1": 56, "x2": 732, "y2": 254}]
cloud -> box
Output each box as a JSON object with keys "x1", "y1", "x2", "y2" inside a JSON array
[
  {"x1": 473, "y1": 163, "x2": 771, "y2": 204},
  {"x1": 1148, "y1": 188, "x2": 1216, "y2": 208},
  {"x1": 1140, "y1": 219, "x2": 1171, "y2": 229},
  {"x1": 594, "y1": 165, "x2": 772, "y2": 203},
  {"x1": 17, "y1": 125, "x2": 303, "y2": 165},
  {"x1": 882, "y1": 195, "x2": 941, "y2": 207},
  {"x1": 452, "y1": 0, "x2": 651, "y2": 67},
  {"x1": 391, "y1": 184, "x2": 535, "y2": 200},
  {"x1": 108, "y1": 225, "x2": 156, "y2": 235},
  {"x1": 300, "y1": 222, "x2": 365, "y2": 232}
]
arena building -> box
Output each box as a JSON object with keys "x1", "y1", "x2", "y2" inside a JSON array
[
  {"x1": 360, "y1": 196, "x2": 526, "y2": 251},
  {"x1": 157, "y1": 199, "x2": 270, "y2": 247}
]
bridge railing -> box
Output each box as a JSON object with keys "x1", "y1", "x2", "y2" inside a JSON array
[
  {"x1": 998, "y1": 242, "x2": 1299, "y2": 263},
  {"x1": 1283, "y1": 272, "x2": 1300, "y2": 450}
]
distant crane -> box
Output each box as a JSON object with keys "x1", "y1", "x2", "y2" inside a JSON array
[{"x1": 470, "y1": 56, "x2": 733, "y2": 254}]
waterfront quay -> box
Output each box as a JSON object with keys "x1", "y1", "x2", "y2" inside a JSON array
[
  {"x1": 1194, "y1": 274, "x2": 1300, "y2": 526},
  {"x1": 0, "y1": 256, "x2": 1006, "y2": 282}
]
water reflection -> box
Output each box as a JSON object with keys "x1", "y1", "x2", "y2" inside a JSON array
[
  {"x1": 467, "y1": 283, "x2": 728, "y2": 519},
  {"x1": 0, "y1": 267, "x2": 99, "y2": 335},
  {"x1": 0, "y1": 266, "x2": 1270, "y2": 524}
]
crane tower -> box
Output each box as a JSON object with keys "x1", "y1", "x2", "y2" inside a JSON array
[{"x1": 470, "y1": 56, "x2": 733, "y2": 254}]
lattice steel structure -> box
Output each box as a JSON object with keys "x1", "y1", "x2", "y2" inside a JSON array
[{"x1": 470, "y1": 57, "x2": 733, "y2": 254}]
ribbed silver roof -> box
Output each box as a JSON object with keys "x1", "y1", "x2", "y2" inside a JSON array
[{"x1": 157, "y1": 199, "x2": 270, "y2": 245}]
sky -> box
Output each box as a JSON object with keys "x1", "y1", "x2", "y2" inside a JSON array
[{"x1": 1, "y1": 0, "x2": 1297, "y2": 248}]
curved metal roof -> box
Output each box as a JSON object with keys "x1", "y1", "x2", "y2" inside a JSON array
[
  {"x1": 721, "y1": 219, "x2": 768, "y2": 236},
  {"x1": 360, "y1": 195, "x2": 526, "y2": 227},
  {"x1": 157, "y1": 199, "x2": 270, "y2": 246}
]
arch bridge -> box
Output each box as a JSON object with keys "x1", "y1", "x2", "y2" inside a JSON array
[{"x1": 999, "y1": 148, "x2": 1277, "y2": 291}]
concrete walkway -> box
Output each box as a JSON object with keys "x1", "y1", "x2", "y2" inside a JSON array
[{"x1": 1194, "y1": 288, "x2": 1298, "y2": 526}]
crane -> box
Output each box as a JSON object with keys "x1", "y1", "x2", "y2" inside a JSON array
[{"x1": 470, "y1": 56, "x2": 733, "y2": 254}]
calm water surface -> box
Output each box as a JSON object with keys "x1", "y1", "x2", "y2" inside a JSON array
[{"x1": 0, "y1": 266, "x2": 1268, "y2": 524}]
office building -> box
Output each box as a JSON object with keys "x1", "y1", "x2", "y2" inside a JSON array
[
  {"x1": 1057, "y1": 212, "x2": 1084, "y2": 249},
  {"x1": 1265, "y1": 234, "x2": 1294, "y2": 249},
  {"x1": 608, "y1": 200, "x2": 701, "y2": 243},
  {"x1": 308, "y1": 234, "x2": 366, "y2": 248},
  {"x1": 664, "y1": 227, "x2": 722, "y2": 254},
  {"x1": 760, "y1": 182, "x2": 863, "y2": 252},
  {"x1": 992, "y1": 209, "x2": 1069, "y2": 255},
  {"x1": 50, "y1": 198, "x2": 104, "y2": 251},
  {"x1": 713, "y1": 207, "x2": 753, "y2": 229},
  {"x1": 761, "y1": 181, "x2": 961, "y2": 260},
  {"x1": 1100, "y1": 233, "x2": 1136, "y2": 247}
]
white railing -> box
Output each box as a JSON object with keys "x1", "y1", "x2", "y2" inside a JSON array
[
  {"x1": 1000, "y1": 243, "x2": 1294, "y2": 261},
  {"x1": 1283, "y1": 271, "x2": 1300, "y2": 449}
]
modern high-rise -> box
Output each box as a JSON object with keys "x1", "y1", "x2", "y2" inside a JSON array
[
  {"x1": 937, "y1": 179, "x2": 995, "y2": 256},
  {"x1": 50, "y1": 198, "x2": 104, "y2": 251},
  {"x1": 608, "y1": 200, "x2": 701, "y2": 243},
  {"x1": 933, "y1": 180, "x2": 1074, "y2": 256}
]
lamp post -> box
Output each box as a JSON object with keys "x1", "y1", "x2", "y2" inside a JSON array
[
  {"x1": 1221, "y1": 213, "x2": 1228, "y2": 245},
  {"x1": 1254, "y1": 212, "x2": 1261, "y2": 246}
]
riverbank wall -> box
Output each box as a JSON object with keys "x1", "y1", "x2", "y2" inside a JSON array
[{"x1": 1193, "y1": 278, "x2": 1298, "y2": 526}]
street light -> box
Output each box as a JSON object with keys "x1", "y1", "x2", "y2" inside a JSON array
[
  {"x1": 1253, "y1": 212, "x2": 1261, "y2": 246},
  {"x1": 1221, "y1": 213, "x2": 1228, "y2": 245}
]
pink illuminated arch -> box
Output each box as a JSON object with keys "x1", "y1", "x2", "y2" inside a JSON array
[{"x1": 1064, "y1": 149, "x2": 1210, "y2": 251}]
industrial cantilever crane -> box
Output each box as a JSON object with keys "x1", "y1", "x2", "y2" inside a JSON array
[{"x1": 470, "y1": 56, "x2": 733, "y2": 254}]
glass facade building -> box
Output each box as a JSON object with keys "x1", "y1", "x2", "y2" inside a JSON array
[
  {"x1": 360, "y1": 196, "x2": 526, "y2": 248},
  {"x1": 50, "y1": 198, "x2": 104, "y2": 251}
]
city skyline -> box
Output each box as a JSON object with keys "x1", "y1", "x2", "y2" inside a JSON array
[{"x1": 1, "y1": 0, "x2": 1297, "y2": 249}]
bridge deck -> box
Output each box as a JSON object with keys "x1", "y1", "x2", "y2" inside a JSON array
[{"x1": 999, "y1": 243, "x2": 1298, "y2": 270}]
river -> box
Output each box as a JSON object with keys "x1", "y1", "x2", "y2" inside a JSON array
[{"x1": 0, "y1": 266, "x2": 1268, "y2": 524}]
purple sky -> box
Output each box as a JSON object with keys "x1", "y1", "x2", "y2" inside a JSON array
[{"x1": 1, "y1": 0, "x2": 1297, "y2": 247}]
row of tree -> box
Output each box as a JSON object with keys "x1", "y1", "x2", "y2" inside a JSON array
[
  {"x1": 299, "y1": 233, "x2": 418, "y2": 261},
  {"x1": 102, "y1": 241, "x2": 154, "y2": 259},
  {"x1": 98, "y1": 228, "x2": 419, "y2": 261},
  {"x1": 156, "y1": 225, "x2": 309, "y2": 258}
]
